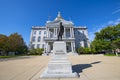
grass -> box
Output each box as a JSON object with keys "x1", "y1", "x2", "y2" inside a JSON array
[
  {"x1": 0, "y1": 56, "x2": 18, "y2": 58},
  {"x1": 104, "y1": 53, "x2": 120, "y2": 56}
]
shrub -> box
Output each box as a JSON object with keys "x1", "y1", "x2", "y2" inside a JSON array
[
  {"x1": 29, "y1": 48, "x2": 44, "y2": 55},
  {"x1": 77, "y1": 47, "x2": 96, "y2": 54},
  {"x1": 77, "y1": 47, "x2": 84, "y2": 54}
]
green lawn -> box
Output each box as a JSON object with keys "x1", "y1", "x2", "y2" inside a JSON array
[
  {"x1": 0, "y1": 56, "x2": 18, "y2": 58},
  {"x1": 104, "y1": 53, "x2": 120, "y2": 56}
]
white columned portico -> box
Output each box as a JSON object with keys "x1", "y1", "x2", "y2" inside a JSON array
[{"x1": 43, "y1": 11, "x2": 78, "y2": 55}]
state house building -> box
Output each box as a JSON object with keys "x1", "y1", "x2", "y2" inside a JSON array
[{"x1": 29, "y1": 12, "x2": 90, "y2": 55}]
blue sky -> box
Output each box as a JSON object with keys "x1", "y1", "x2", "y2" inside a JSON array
[{"x1": 0, "y1": 0, "x2": 120, "y2": 45}]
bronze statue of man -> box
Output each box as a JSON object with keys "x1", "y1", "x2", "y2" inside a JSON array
[{"x1": 57, "y1": 22, "x2": 64, "y2": 40}]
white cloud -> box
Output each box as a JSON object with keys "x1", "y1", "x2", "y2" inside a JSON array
[
  {"x1": 108, "y1": 18, "x2": 120, "y2": 25},
  {"x1": 108, "y1": 21, "x2": 114, "y2": 25},
  {"x1": 112, "y1": 8, "x2": 120, "y2": 14},
  {"x1": 89, "y1": 18, "x2": 120, "y2": 41}
]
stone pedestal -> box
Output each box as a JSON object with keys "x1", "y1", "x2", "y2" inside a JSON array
[{"x1": 40, "y1": 41, "x2": 78, "y2": 78}]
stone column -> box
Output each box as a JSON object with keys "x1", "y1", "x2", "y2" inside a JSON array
[
  {"x1": 80, "y1": 41, "x2": 84, "y2": 47},
  {"x1": 56, "y1": 28, "x2": 58, "y2": 37},
  {"x1": 54, "y1": 28, "x2": 55, "y2": 38},
  {"x1": 47, "y1": 28, "x2": 49, "y2": 38},
  {"x1": 73, "y1": 42, "x2": 75, "y2": 52},
  {"x1": 72, "y1": 27, "x2": 74, "y2": 38},
  {"x1": 46, "y1": 27, "x2": 48, "y2": 38},
  {"x1": 55, "y1": 28, "x2": 57, "y2": 38},
  {"x1": 46, "y1": 42, "x2": 48, "y2": 54},
  {"x1": 48, "y1": 28, "x2": 50, "y2": 38},
  {"x1": 71, "y1": 42, "x2": 74, "y2": 52},
  {"x1": 87, "y1": 40, "x2": 90, "y2": 48},
  {"x1": 64, "y1": 27, "x2": 66, "y2": 38},
  {"x1": 70, "y1": 27, "x2": 72, "y2": 38}
]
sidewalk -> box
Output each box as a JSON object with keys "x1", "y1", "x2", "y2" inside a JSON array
[{"x1": 0, "y1": 55, "x2": 120, "y2": 80}]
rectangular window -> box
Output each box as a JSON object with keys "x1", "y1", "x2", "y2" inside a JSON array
[
  {"x1": 34, "y1": 31, "x2": 36, "y2": 34},
  {"x1": 37, "y1": 44, "x2": 40, "y2": 48},
  {"x1": 82, "y1": 31, "x2": 84, "y2": 34},
  {"x1": 31, "y1": 44, "x2": 35, "y2": 49},
  {"x1": 44, "y1": 31, "x2": 46, "y2": 34},
  {"x1": 43, "y1": 36, "x2": 45, "y2": 41},
  {"x1": 39, "y1": 31, "x2": 41, "y2": 34},
  {"x1": 42, "y1": 44, "x2": 44, "y2": 48},
  {"x1": 38, "y1": 36, "x2": 41, "y2": 42},
  {"x1": 32, "y1": 36, "x2": 36, "y2": 42}
]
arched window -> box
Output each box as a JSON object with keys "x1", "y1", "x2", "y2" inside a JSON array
[{"x1": 38, "y1": 36, "x2": 41, "y2": 42}]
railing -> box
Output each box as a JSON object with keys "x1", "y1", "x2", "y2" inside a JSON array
[{"x1": 44, "y1": 37, "x2": 75, "y2": 41}]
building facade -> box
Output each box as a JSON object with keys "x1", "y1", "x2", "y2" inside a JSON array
[{"x1": 29, "y1": 12, "x2": 90, "y2": 55}]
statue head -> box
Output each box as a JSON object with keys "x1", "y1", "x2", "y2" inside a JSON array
[{"x1": 60, "y1": 22, "x2": 62, "y2": 25}]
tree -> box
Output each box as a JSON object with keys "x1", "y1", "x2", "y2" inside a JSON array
[
  {"x1": 0, "y1": 34, "x2": 8, "y2": 55},
  {"x1": 112, "y1": 38, "x2": 120, "y2": 56},
  {"x1": 91, "y1": 39, "x2": 111, "y2": 52},
  {"x1": 92, "y1": 24, "x2": 120, "y2": 55},
  {"x1": 0, "y1": 33, "x2": 27, "y2": 56},
  {"x1": 7, "y1": 33, "x2": 27, "y2": 54}
]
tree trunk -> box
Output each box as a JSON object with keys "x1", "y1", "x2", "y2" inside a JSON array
[{"x1": 115, "y1": 52, "x2": 118, "y2": 56}]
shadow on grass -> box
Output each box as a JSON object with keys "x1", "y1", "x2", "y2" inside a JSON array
[{"x1": 72, "y1": 61, "x2": 101, "y2": 77}]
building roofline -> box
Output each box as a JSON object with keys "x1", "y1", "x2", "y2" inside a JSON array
[
  {"x1": 32, "y1": 26, "x2": 46, "y2": 29},
  {"x1": 32, "y1": 26, "x2": 45, "y2": 28},
  {"x1": 74, "y1": 26, "x2": 87, "y2": 29}
]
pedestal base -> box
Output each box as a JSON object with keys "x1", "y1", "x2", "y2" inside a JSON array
[
  {"x1": 40, "y1": 41, "x2": 78, "y2": 78},
  {"x1": 40, "y1": 72, "x2": 78, "y2": 78}
]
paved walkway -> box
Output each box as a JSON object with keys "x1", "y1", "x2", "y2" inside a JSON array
[{"x1": 0, "y1": 55, "x2": 120, "y2": 80}]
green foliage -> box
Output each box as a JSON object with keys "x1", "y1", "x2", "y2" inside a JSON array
[
  {"x1": 91, "y1": 24, "x2": 120, "y2": 53},
  {"x1": 77, "y1": 47, "x2": 95, "y2": 54},
  {"x1": 84, "y1": 48, "x2": 91, "y2": 54},
  {"x1": 0, "y1": 33, "x2": 27, "y2": 56},
  {"x1": 104, "y1": 53, "x2": 120, "y2": 56},
  {"x1": 112, "y1": 38, "x2": 120, "y2": 49},
  {"x1": 77, "y1": 47, "x2": 84, "y2": 54},
  {"x1": 0, "y1": 56, "x2": 18, "y2": 58},
  {"x1": 0, "y1": 34, "x2": 8, "y2": 53},
  {"x1": 29, "y1": 48, "x2": 44, "y2": 55},
  {"x1": 91, "y1": 39, "x2": 111, "y2": 52}
]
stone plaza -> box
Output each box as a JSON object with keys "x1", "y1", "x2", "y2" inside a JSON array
[{"x1": 0, "y1": 55, "x2": 120, "y2": 80}]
